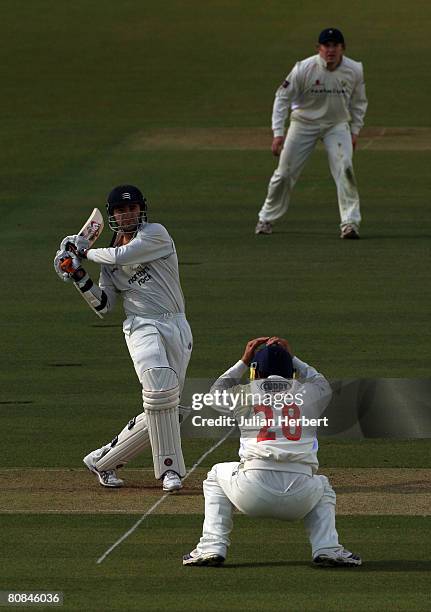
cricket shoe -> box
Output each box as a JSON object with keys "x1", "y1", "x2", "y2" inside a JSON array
[
  {"x1": 162, "y1": 470, "x2": 183, "y2": 492},
  {"x1": 313, "y1": 548, "x2": 362, "y2": 567},
  {"x1": 83, "y1": 449, "x2": 124, "y2": 488},
  {"x1": 255, "y1": 220, "x2": 273, "y2": 235},
  {"x1": 340, "y1": 224, "x2": 360, "y2": 239},
  {"x1": 183, "y1": 549, "x2": 225, "y2": 567}
]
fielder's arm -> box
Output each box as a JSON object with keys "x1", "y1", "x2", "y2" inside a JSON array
[
  {"x1": 272, "y1": 63, "x2": 301, "y2": 138},
  {"x1": 349, "y1": 63, "x2": 368, "y2": 136},
  {"x1": 207, "y1": 361, "x2": 249, "y2": 415}
]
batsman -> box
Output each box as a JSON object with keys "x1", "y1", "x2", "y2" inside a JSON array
[{"x1": 54, "y1": 185, "x2": 193, "y2": 492}]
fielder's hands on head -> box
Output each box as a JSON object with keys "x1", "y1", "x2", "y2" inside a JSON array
[
  {"x1": 59, "y1": 235, "x2": 90, "y2": 258},
  {"x1": 54, "y1": 249, "x2": 81, "y2": 282},
  {"x1": 272, "y1": 136, "x2": 284, "y2": 157},
  {"x1": 267, "y1": 336, "x2": 293, "y2": 355},
  {"x1": 241, "y1": 337, "x2": 270, "y2": 366}
]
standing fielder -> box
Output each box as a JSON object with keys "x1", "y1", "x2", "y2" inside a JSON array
[
  {"x1": 183, "y1": 337, "x2": 361, "y2": 567},
  {"x1": 255, "y1": 28, "x2": 368, "y2": 239},
  {"x1": 54, "y1": 185, "x2": 193, "y2": 492}
]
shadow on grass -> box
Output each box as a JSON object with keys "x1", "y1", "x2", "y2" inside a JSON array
[
  {"x1": 224, "y1": 560, "x2": 311, "y2": 569},
  {"x1": 267, "y1": 231, "x2": 431, "y2": 240},
  {"x1": 223, "y1": 560, "x2": 431, "y2": 571},
  {"x1": 347, "y1": 560, "x2": 431, "y2": 572}
]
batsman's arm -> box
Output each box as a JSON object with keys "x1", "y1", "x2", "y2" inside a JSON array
[
  {"x1": 87, "y1": 225, "x2": 173, "y2": 266},
  {"x1": 72, "y1": 267, "x2": 117, "y2": 317}
]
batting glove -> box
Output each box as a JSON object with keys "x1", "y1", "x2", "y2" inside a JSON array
[
  {"x1": 53, "y1": 249, "x2": 81, "y2": 282},
  {"x1": 59, "y1": 235, "x2": 90, "y2": 258}
]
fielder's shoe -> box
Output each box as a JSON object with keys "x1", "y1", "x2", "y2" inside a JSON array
[
  {"x1": 183, "y1": 549, "x2": 225, "y2": 567},
  {"x1": 163, "y1": 470, "x2": 182, "y2": 492},
  {"x1": 340, "y1": 224, "x2": 360, "y2": 239},
  {"x1": 83, "y1": 450, "x2": 124, "y2": 488},
  {"x1": 313, "y1": 548, "x2": 362, "y2": 567},
  {"x1": 255, "y1": 220, "x2": 273, "y2": 235}
]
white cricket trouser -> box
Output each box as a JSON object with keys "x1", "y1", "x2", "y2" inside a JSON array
[
  {"x1": 195, "y1": 462, "x2": 343, "y2": 560},
  {"x1": 258, "y1": 120, "x2": 361, "y2": 229},
  {"x1": 94, "y1": 314, "x2": 192, "y2": 476},
  {"x1": 123, "y1": 313, "x2": 193, "y2": 392}
]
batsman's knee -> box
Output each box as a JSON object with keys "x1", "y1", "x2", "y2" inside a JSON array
[{"x1": 141, "y1": 367, "x2": 180, "y2": 411}]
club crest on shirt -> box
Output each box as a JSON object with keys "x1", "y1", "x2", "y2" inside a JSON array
[{"x1": 282, "y1": 80, "x2": 290, "y2": 88}]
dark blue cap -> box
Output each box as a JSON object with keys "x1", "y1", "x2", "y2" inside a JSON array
[
  {"x1": 318, "y1": 28, "x2": 345, "y2": 45},
  {"x1": 253, "y1": 344, "x2": 294, "y2": 379},
  {"x1": 107, "y1": 185, "x2": 146, "y2": 215}
]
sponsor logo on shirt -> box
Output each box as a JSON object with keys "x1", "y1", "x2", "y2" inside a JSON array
[
  {"x1": 128, "y1": 264, "x2": 152, "y2": 286},
  {"x1": 310, "y1": 83, "x2": 347, "y2": 95},
  {"x1": 259, "y1": 380, "x2": 291, "y2": 392}
]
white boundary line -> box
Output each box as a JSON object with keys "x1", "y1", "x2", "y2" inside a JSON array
[{"x1": 96, "y1": 427, "x2": 236, "y2": 565}]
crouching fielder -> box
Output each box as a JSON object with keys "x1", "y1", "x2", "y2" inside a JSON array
[
  {"x1": 183, "y1": 337, "x2": 361, "y2": 567},
  {"x1": 54, "y1": 185, "x2": 193, "y2": 492}
]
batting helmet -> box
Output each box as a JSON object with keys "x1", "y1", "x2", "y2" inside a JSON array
[{"x1": 106, "y1": 184, "x2": 148, "y2": 231}]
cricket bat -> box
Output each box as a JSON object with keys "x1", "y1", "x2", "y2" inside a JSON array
[
  {"x1": 68, "y1": 207, "x2": 104, "y2": 249},
  {"x1": 61, "y1": 208, "x2": 105, "y2": 319}
]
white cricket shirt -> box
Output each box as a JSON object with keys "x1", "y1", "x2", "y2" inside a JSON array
[
  {"x1": 209, "y1": 357, "x2": 332, "y2": 474},
  {"x1": 272, "y1": 54, "x2": 368, "y2": 136},
  {"x1": 86, "y1": 222, "x2": 186, "y2": 317}
]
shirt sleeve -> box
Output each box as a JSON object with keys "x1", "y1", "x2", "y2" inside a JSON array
[
  {"x1": 98, "y1": 266, "x2": 119, "y2": 313},
  {"x1": 272, "y1": 63, "x2": 302, "y2": 137},
  {"x1": 72, "y1": 265, "x2": 118, "y2": 316},
  {"x1": 293, "y1": 356, "x2": 332, "y2": 416},
  {"x1": 207, "y1": 361, "x2": 248, "y2": 415},
  {"x1": 349, "y1": 63, "x2": 368, "y2": 135},
  {"x1": 86, "y1": 226, "x2": 174, "y2": 266}
]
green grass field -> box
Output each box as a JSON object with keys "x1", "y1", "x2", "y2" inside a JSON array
[
  {"x1": 1, "y1": 1, "x2": 430, "y2": 610},
  {"x1": 3, "y1": 514, "x2": 431, "y2": 611}
]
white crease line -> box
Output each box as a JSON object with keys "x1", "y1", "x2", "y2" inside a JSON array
[{"x1": 96, "y1": 426, "x2": 236, "y2": 564}]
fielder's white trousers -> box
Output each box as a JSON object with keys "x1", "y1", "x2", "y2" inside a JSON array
[
  {"x1": 195, "y1": 462, "x2": 343, "y2": 560},
  {"x1": 123, "y1": 313, "x2": 193, "y2": 392},
  {"x1": 258, "y1": 121, "x2": 361, "y2": 230}
]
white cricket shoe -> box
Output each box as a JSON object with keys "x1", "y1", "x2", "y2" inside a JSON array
[
  {"x1": 255, "y1": 220, "x2": 273, "y2": 235},
  {"x1": 340, "y1": 224, "x2": 360, "y2": 239},
  {"x1": 162, "y1": 470, "x2": 183, "y2": 492},
  {"x1": 83, "y1": 449, "x2": 124, "y2": 488},
  {"x1": 183, "y1": 549, "x2": 225, "y2": 567},
  {"x1": 313, "y1": 548, "x2": 362, "y2": 567}
]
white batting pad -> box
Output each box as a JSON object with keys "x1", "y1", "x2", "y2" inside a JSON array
[
  {"x1": 142, "y1": 367, "x2": 186, "y2": 479},
  {"x1": 95, "y1": 412, "x2": 150, "y2": 471}
]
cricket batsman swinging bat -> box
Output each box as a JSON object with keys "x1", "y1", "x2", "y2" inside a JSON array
[{"x1": 60, "y1": 208, "x2": 105, "y2": 318}]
